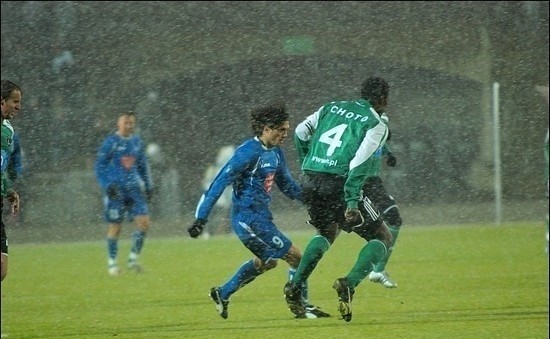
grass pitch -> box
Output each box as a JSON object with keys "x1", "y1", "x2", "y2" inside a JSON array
[{"x1": 1, "y1": 222, "x2": 548, "y2": 338}]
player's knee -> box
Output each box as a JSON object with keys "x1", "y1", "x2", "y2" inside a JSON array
[
  {"x1": 312, "y1": 221, "x2": 338, "y2": 243},
  {"x1": 255, "y1": 258, "x2": 277, "y2": 273},
  {"x1": 383, "y1": 206, "x2": 402, "y2": 227},
  {"x1": 284, "y1": 246, "x2": 302, "y2": 268},
  {"x1": 377, "y1": 224, "x2": 393, "y2": 248}
]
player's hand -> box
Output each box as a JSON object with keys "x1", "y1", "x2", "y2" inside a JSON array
[
  {"x1": 106, "y1": 184, "x2": 121, "y2": 200},
  {"x1": 344, "y1": 208, "x2": 364, "y2": 228},
  {"x1": 386, "y1": 153, "x2": 397, "y2": 167},
  {"x1": 188, "y1": 218, "x2": 207, "y2": 238},
  {"x1": 6, "y1": 189, "x2": 19, "y2": 215}
]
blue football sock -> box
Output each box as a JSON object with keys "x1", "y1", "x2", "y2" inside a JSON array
[
  {"x1": 220, "y1": 259, "x2": 260, "y2": 299},
  {"x1": 107, "y1": 238, "x2": 118, "y2": 261},
  {"x1": 131, "y1": 230, "x2": 147, "y2": 255}
]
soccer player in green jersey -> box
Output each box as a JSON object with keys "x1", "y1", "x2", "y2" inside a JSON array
[
  {"x1": 1, "y1": 80, "x2": 23, "y2": 282},
  {"x1": 284, "y1": 77, "x2": 393, "y2": 322}
]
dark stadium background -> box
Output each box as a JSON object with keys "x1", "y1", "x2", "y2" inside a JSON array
[{"x1": 1, "y1": 1, "x2": 548, "y2": 241}]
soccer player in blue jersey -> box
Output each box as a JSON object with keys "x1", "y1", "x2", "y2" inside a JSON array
[
  {"x1": 95, "y1": 111, "x2": 154, "y2": 276},
  {"x1": 187, "y1": 101, "x2": 330, "y2": 319}
]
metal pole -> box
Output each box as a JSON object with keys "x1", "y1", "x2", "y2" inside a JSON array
[{"x1": 493, "y1": 82, "x2": 502, "y2": 225}]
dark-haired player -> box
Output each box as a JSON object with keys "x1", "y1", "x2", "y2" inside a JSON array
[{"x1": 187, "y1": 101, "x2": 329, "y2": 320}]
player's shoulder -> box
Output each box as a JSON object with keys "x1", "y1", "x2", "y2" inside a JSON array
[
  {"x1": 131, "y1": 135, "x2": 146, "y2": 147},
  {"x1": 1, "y1": 119, "x2": 14, "y2": 133},
  {"x1": 239, "y1": 137, "x2": 261, "y2": 151},
  {"x1": 234, "y1": 137, "x2": 265, "y2": 160},
  {"x1": 102, "y1": 133, "x2": 119, "y2": 144}
]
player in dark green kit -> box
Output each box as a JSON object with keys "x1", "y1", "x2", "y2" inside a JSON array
[{"x1": 284, "y1": 77, "x2": 392, "y2": 322}]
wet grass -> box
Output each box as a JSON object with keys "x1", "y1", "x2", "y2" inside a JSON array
[{"x1": 1, "y1": 221, "x2": 548, "y2": 338}]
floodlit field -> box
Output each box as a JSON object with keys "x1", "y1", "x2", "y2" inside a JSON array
[{"x1": 1, "y1": 222, "x2": 548, "y2": 338}]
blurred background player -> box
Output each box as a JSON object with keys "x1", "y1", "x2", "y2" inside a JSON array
[
  {"x1": 187, "y1": 101, "x2": 330, "y2": 319},
  {"x1": 365, "y1": 113, "x2": 402, "y2": 288},
  {"x1": 95, "y1": 111, "x2": 154, "y2": 276},
  {"x1": 200, "y1": 144, "x2": 235, "y2": 239},
  {"x1": 1, "y1": 80, "x2": 23, "y2": 282}
]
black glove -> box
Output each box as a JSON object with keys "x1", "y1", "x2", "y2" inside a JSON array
[
  {"x1": 386, "y1": 153, "x2": 397, "y2": 167},
  {"x1": 106, "y1": 184, "x2": 121, "y2": 200},
  {"x1": 344, "y1": 208, "x2": 364, "y2": 230},
  {"x1": 188, "y1": 218, "x2": 207, "y2": 238}
]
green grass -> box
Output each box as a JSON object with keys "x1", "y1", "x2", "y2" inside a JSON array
[{"x1": 1, "y1": 222, "x2": 548, "y2": 339}]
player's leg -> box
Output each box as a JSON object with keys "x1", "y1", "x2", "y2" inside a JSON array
[
  {"x1": 128, "y1": 215, "x2": 149, "y2": 272},
  {"x1": 104, "y1": 196, "x2": 123, "y2": 276},
  {"x1": 344, "y1": 201, "x2": 392, "y2": 288},
  {"x1": 284, "y1": 174, "x2": 343, "y2": 314},
  {"x1": 209, "y1": 210, "x2": 284, "y2": 319},
  {"x1": 127, "y1": 193, "x2": 151, "y2": 272},
  {"x1": 364, "y1": 177, "x2": 401, "y2": 288},
  {"x1": 368, "y1": 203, "x2": 401, "y2": 287},
  {"x1": 287, "y1": 173, "x2": 344, "y2": 288},
  {"x1": 285, "y1": 245, "x2": 330, "y2": 319},
  {"x1": 107, "y1": 223, "x2": 122, "y2": 276},
  {"x1": 210, "y1": 256, "x2": 276, "y2": 319},
  {"x1": 284, "y1": 228, "x2": 338, "y2": 318},
  {"x1": 333, "y1": 197, "x2": 392, "y2": 322}
]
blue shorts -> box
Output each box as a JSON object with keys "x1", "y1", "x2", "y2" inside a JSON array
[
  {"x1": 231, "y1": 207, "x2": 292, "y2": 263},
  {"x1": 103, "y1": 187, "x2": 149, "y2": 223}
]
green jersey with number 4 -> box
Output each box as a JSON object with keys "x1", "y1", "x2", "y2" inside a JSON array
[{"x1": 295, "y1": 99, "x2": 388, "y2": 209}]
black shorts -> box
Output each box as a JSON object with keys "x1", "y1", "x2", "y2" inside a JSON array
[
  {"x1": 363, "y1": 176, "x2": 396, "y2": 213},
  {"x1": 301, "y1": 171, "x2": 383, "y2": 241}
]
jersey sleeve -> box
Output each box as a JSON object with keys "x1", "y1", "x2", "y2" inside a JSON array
[
  {"x1": 136, "y1": 139, "x2": 153, "y2": 192},
  {"x1": 8, "y1": 133, "x2": 23, "y2": 179},
  {"x1": 195, "y1": 147, "x2": 249, "y2": 220},
  {"x1": 344, "y1": 122, "x2": 389, "y2": 208},
  {"x1": 94, "y1": 137, "x2": 114, "y2": 190},
  {"x1": 294, "y1": 107, "x2": 322, "y2": 164},
  {"x1": 1, "y1": 123, "x2": 14, "y2": 173}
]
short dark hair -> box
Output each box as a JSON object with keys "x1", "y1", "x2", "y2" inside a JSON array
[
  {"x1": 360, "y1": 77, "x2": 389, "y2": 107},
  {"x1": 1, "y1": 80, "x2": 22, "y2": 101},
  {"x1": 119, "y1": 111, "x2": 136, "y2": 118},
  {"x1": 250, "y1": 100, "x2": 288, "y2": 136}
]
